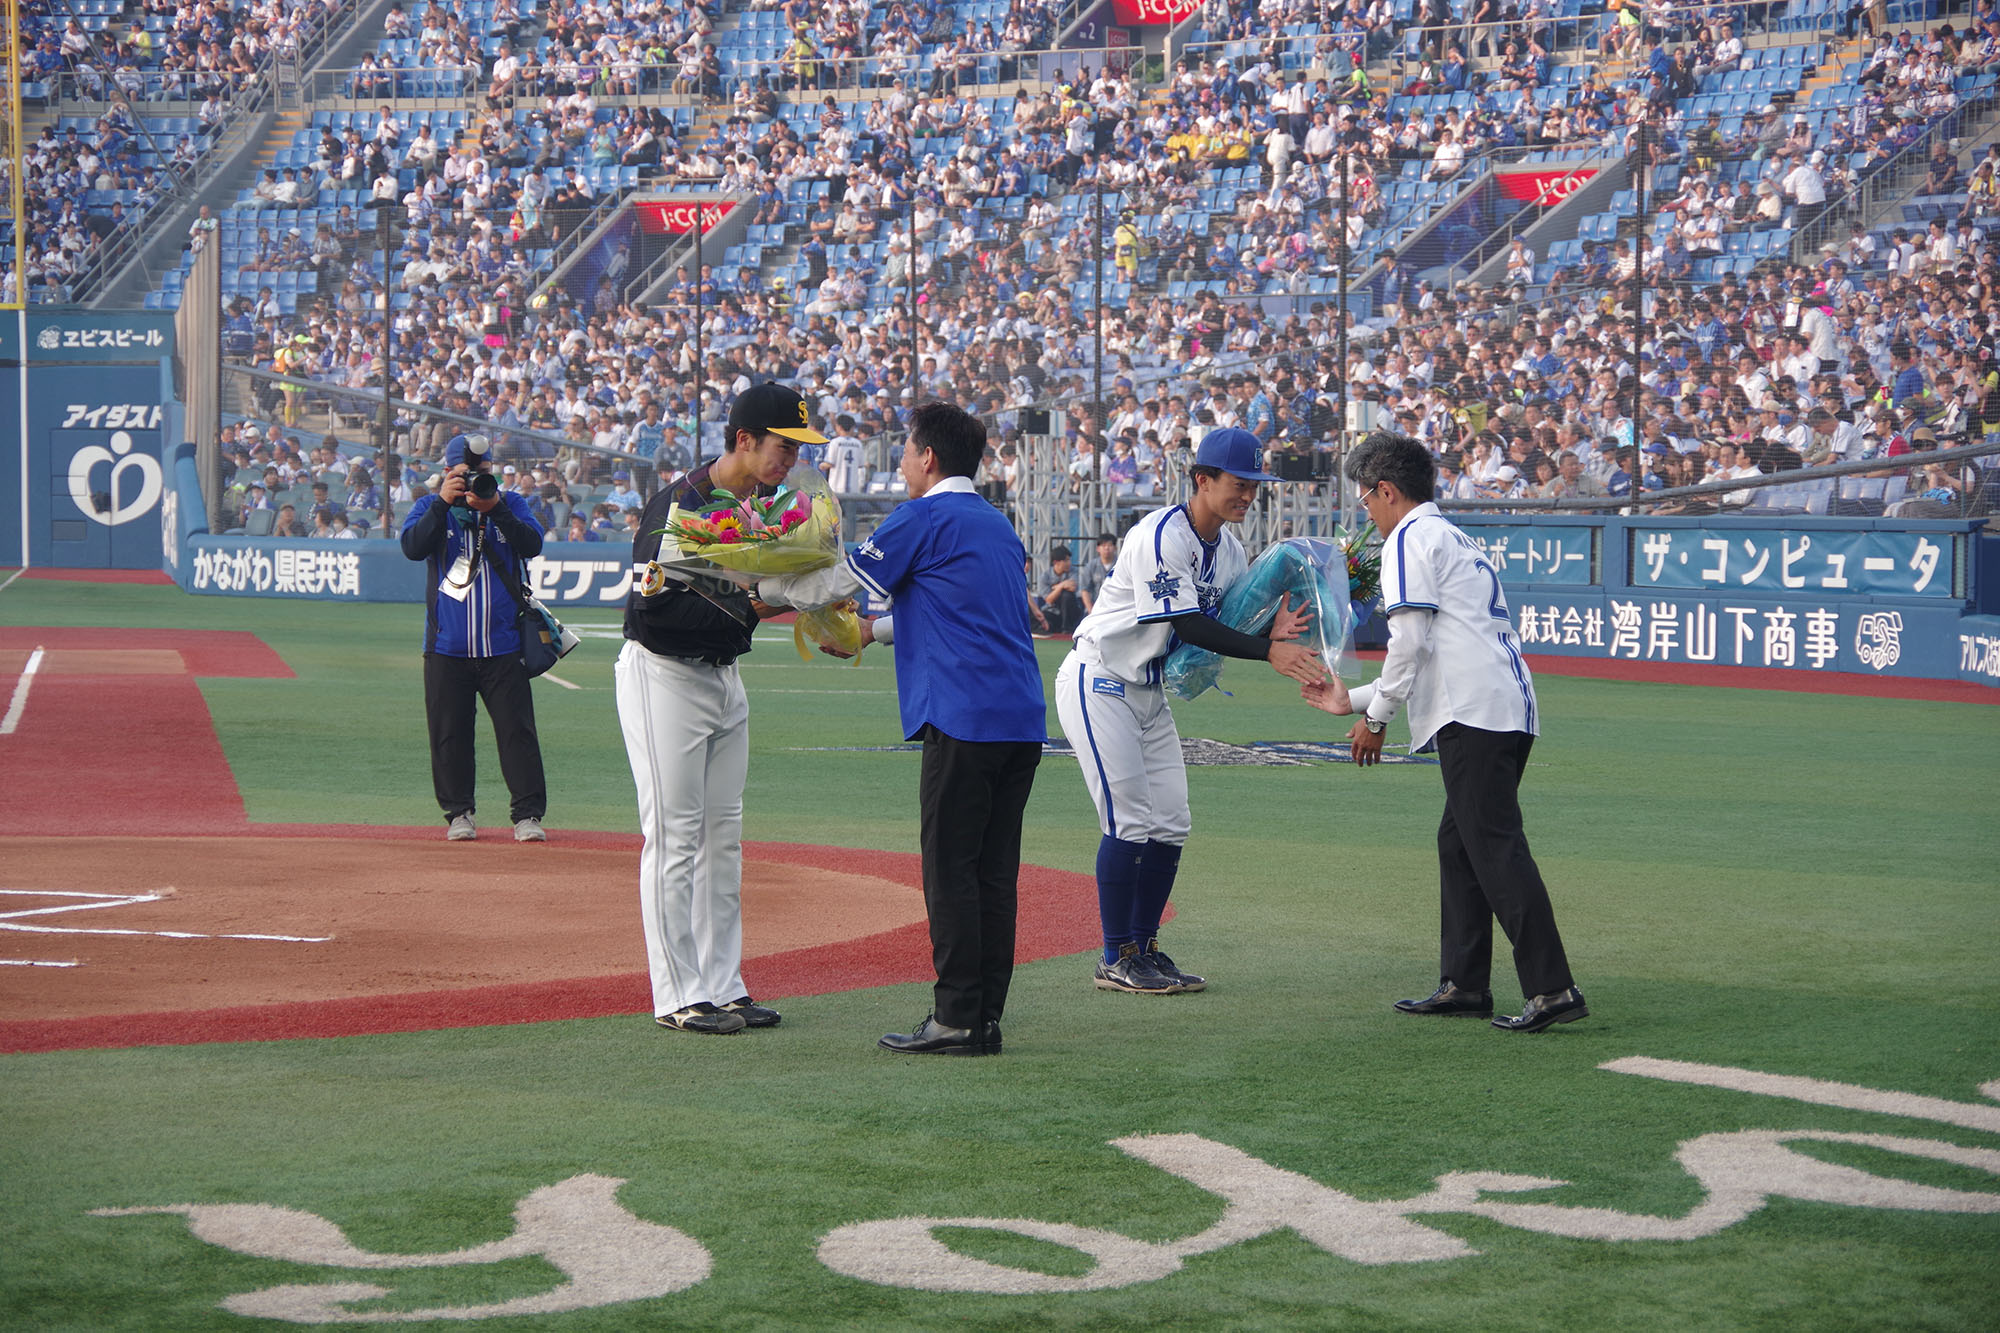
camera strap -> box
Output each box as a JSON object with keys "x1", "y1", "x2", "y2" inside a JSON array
[
  {"x1": 442, "y1": 512, "x2": 485, "y2": 591},
  {"x1": 479, "y1": 522, "x2": 533, "y2": 615}
]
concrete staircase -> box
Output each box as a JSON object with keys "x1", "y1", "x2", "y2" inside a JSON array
[{"x1": 246, "y1": 108, "x2": 312, "y2": 185}]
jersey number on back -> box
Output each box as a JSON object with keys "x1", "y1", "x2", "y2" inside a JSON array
[{"x1": 1471, "y1": 557, "x2": 1509, "y2": 621}]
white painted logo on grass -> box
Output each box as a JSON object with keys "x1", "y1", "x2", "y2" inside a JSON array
[
  {"x1": 90, "y1": 1060, "x2": 2000, "y2": 1316},
  {"x1": 92, "y1": 1175, "x2": 706, "y2": 1322}
]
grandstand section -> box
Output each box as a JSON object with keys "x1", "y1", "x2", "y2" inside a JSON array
[{"x1": 5, "y1": 0, "x2": 1998, "y2": 688}]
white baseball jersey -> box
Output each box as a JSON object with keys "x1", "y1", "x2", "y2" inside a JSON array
[
  {"x1": 1071, "y1": 504, "x2": 1249, "y2": 685},
  {"x1": 1348, "y1": 501, "x2": 1537, "y2": 752}
]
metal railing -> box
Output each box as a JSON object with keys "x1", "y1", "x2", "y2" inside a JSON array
[
  {"x1": 527, "y1": 187, "x2": 639, "y2": 303},
  {"x1": 1789, "y1": 83, "x2": 2000, "y2": 260},
  {"x1": 227, "y1": 361, "x2": 657, "y2": 469},
  {"x1": 622, "y1": 192, "x2": 751, "y2": 307},
  {"x1": 18, "y1": 0, "x2": 367, "y2": 306},
  {"x1": 1440, "y1": 436, "x2": 2000, "y2": 515},
  {"x1": 305, "y1": 41, "x2": 1143, "y2": 107}
]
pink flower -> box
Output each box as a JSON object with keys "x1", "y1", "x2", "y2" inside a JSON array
[{"x1": 716, "y1": 530, "x2": 741, "y2": 544}]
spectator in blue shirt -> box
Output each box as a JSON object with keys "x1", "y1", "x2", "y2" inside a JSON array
[
  {"x1": 606, "y1": 469, "x2": 642, "y2": 511},
  {"x1": 1891, "y1": 342, "x2": 1933, "y2": 420}
]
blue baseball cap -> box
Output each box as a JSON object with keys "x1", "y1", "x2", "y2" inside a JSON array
[{"x1": 1194, "y1": 427, "x2": 1282, "y2": 482}]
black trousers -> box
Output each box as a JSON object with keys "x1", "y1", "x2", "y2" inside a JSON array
[
  {"x1": 1044, "y1": 589, "x2": 1083, "y2": 634},
  {"x1": 424, "y1": 652, "x2": 547, "y2": 824},
  {"x1": 917, "y1": 727, "x2": 1042, "y2": 1029},
  {"x1": 1433, "y1": 723, "x2": 1574, "y2": 999}
]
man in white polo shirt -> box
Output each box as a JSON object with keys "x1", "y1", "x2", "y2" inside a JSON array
[{"x1": 1302, "y1": 431, "x2": 1586, "y2": 1033}]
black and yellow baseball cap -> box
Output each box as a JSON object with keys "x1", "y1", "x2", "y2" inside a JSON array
[{"x1": 728, "y1": 382, "x2": 828, "y2": 445}]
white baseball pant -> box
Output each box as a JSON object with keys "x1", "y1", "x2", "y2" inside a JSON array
[
  {"x1": 1054, "y1": 653, "x2": 1191, "y2": 846},
  {"x1": 614, "y1": 639, "x2": 750, "y2": 1017}
]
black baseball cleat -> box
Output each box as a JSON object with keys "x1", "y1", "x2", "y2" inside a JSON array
[
  {"x1": 1094, "y1": 941, "x2": 1184, "y2": 994},
  {"x1": 1492, "y1": 986, "x2": 1589, "y2": 1033},
  {"x1": 655, "y1": 1002, "x2": 747, "y2": 1035},
  {"x1": 721, "y1": 996, "x2": 781, "y2": 1028},
  {"x1": 1393, "y1": 981, "x2": 1495, "y2": 1017},
  {"x1": 879, "y1": 1014, "x2": 991, "y2": 1055},
  {"x1": 1143, "y1": 937, "x2": 1207, "y2": 991}
]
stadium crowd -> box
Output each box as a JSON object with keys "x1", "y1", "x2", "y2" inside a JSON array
[
  {"x1": 179, "y1": 0, "x2": 2000, "y2": 535},
  {"x1": 3, "y1": 0, "x2": 353, "y2": 303}
]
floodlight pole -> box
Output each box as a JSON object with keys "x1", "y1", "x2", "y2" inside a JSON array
[
  {"x1": 377, "y1": 204, "x2": 394, "y2": 514},
  {"x1": 1337, "y1": 143, "x2": 1351, "y2": 535},
  {"x1": 1632, "y1": 117, "x2": 1648, "y2": 507},
  {"x1": 1092, "y1": 161, "x2": 1104, "y2": 485},
  {"x1": 694, "y1": 202, "x2": 704, "y2": 425},
  {"x1": 907, "y1": 171, "x2": 918, "y2": 383}
]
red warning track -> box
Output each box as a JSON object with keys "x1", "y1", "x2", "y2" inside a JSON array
[{"x1": 10, "y1": 568, "x2": 177, "y2": 585}]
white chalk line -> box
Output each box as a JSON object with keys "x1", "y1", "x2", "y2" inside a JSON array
[
  {"x1": 0, "y1": 568, "x2": 25, "y2": 595},
  {"x1": 0, "y1": 644, "x2": 45, "y2": 735},
  {"x1": 755, "y1": 689, "x2": 889, "y2": 695},
  {"x1": 540, "y1": 672, "x2": 582, "y2": 690},
  {"x1": 1, "y1": 958, "x2": 81, "y2": 967},
  {"x1": 0, "y1": 923, "x2": 334, "y2": 942},
  {"x1": 0, "y1": 889, "x2": 333, "y2": 943}
]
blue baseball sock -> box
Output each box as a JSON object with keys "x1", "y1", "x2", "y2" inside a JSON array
[
  {"x1": 1133, "y1": 840, "x2": 1184, "y2": 945},
  {"x1": 1096, "y1": 836, "x2": 1148, "y2": 964}
]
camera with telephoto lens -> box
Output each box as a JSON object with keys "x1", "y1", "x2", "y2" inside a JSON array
[{"x1": 457, "y1": 433, "x2": 496, "y2": 500}]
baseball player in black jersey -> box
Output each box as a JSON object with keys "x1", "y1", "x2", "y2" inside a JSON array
[{"x1": 615, "y1": 383, "x2": 828, "y2": 1035}]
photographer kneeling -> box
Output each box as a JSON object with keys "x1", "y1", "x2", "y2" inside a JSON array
[{"x1": 400, "y1": 433, "x2": 550, "y2": 842}]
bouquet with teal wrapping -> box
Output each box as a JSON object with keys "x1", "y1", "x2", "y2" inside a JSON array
[{"x1": 1163, "y1": 537, "x2": 1363, "y2": 700}]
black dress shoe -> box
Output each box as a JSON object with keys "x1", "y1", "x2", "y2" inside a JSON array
[
  {"x1": 1393, "y1": 981, "x2": 1494, "y2": 1016},
  {"x1": 981, "y1": 1020, "x2": 1002, "y2": 1054},
  {"x1": 879, "y1": 1014, "x2": 990, "y2": 1056},
  {"x1": 1492, "y1": 986, "x2": 1588, "y2": 1033}
]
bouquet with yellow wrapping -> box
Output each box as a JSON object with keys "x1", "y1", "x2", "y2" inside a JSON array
[
  {"x1": 793, "y1": 600, "x2": 869, "y2": 663},
  {"x1": 644, "y1": 463, "x2": 843, "y2": 589}
]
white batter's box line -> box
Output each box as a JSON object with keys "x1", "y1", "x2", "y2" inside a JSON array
[
  {"x1": 0, "y1": 957, "x2": 82, "y2": 967},
  {"x1": 0, "y1": 888, "x2": 333, "y2": 943}
]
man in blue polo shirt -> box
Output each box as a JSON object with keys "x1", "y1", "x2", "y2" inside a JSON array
[{"x1": 760, "y1": 402, "x2": 1046, "y2": 1055}]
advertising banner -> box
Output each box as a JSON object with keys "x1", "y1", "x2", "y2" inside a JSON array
[
  {"x1": 176, "y1": 536, "x2": 635, "y2": 606},
  {"x1": 27, "y1": 367, "x2": 172, "y2": 569},
  {"x1": 1955, "y1": 614, "x2": 2000, "y2": 687},
  {"x1": 1494, "y1": 167, "x2": 1599, "y2": 205},
  {"x1": 1459, "y1": 523, "x2": 1596, "y2": 586},
  {"x1": 22, "y1": 311, "x2": 174, "y2": 361},
  {"x1": 1628, "y1": 524, "x2": 1961, "y2": 600},
  {"x1": 633, "y1": 200, "x2": 737, "y2": 235},
  {"x1": 1508, "y1": 589, "x2": 1969, "y2": 679},
  {"x1": 11, "y1": 312, "x2": 177, "y2": 570},
  {"x1": 1108, "y1": 0, "x2": 1198, "y2": 24}
]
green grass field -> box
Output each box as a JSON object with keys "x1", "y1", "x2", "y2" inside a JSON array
[{"x1": 3, "y1": 578, "x2": 1998, "y2": 1331}]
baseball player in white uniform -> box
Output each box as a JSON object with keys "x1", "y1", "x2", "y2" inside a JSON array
[
  {"x1": 1056, "y1": 428, "x2": 1326, "y2": 995},
  {"x1": 615, "y1": 383, "x2": 829, "y2": 1035},
  {"x1": 1302, "y1": 431, "x2": 1586, "y2": 1034}
]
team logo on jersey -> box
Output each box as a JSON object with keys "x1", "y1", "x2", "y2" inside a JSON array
[
  {"x1": 1147, "y1": 572, "x2": 1182, "y2": 602},
  {"x1": 1197, "y1": 582, "x2": 1221, "y2": 615},
  {"x1": 856, "y1": 538, "x2": 885, "y2": 561}
]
